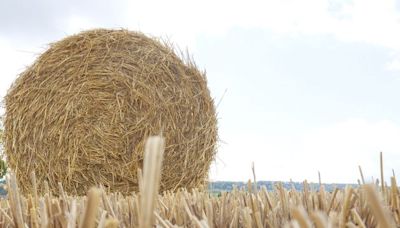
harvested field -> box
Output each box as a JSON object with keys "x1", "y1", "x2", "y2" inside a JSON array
[{"x1": 0, "y1": 137, "x2": 398, "y2": 228}]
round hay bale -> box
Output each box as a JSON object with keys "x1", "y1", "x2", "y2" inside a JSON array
[{"x1": 4, "y1": 29, "x2": 218, "y2": 195}]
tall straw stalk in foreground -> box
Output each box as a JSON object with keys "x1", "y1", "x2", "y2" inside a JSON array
[{"x1": 0, "y1": 140, "x2": 399, "y2": 227}]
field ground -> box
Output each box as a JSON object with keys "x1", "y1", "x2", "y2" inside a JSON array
[
  {"x1": 0, "y1": 172, "x2": 398, "y2": 227},
  {"x1": 0, "y1": 139, "x2": 398, "y2": 227}
]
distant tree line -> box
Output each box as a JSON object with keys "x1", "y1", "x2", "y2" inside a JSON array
[
  {"x1": 0, "y1": 118, "x2": 7, "y2": 179},
  {"x1": 208, "y1": 181, "x2": 355, "y2": 193}
]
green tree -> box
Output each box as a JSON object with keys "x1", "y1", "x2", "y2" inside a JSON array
[{"x1": 0, "y1": 118, "x2": 7, "y2": 179}]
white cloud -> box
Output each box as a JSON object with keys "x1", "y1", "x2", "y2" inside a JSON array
[
  {"x1": 116, "y1": 0, "x2": 400, "y2": 70},
  {"x1": 332, "y1": 0, "x2": 400, "y2": 50},
  {"x1": 2, "y1": 0, "x2": 400, "y2": 183},
  {"x1": 386, "y1": 57, "x2": 400, "y2": 71},
  {"x1": 117, "y1": 0, "x2": 399, "y2": 47},
  {"x1": 121, "y1": 0, "x2": 337, "y2": 48},
  {"x1": 66, "y1": 16, "x2": 97, "y2": 35},
  {"x1": 301, "y1": 118, "x2": 400, "y2": 183},
  {"x1": 210, "y1": 118, "x2": 400, "y2": 183},
  {"x1": 4, "y1": 0, "x2": 398, "y2": 65},
  {"x1": 0, "y1": 39, "x2": 39, "y2": 104},
  {"x1": 210, "y1": 131, "x2": 305, "y2": 182}
]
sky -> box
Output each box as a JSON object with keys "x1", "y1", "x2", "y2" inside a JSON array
[{"x1": 1, "y1": 0, "x2": 400, "y2": 184}]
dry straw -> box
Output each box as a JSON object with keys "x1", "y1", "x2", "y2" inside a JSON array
[
  {"x1": 1, "y1": 158, "x2": 400, "y2": 227},
  {"x1": 4, "y1": 29, "x2": 218, "y2": 195},
  {"x1": 0, "y1": 140, "x2": 399, "y2": 227}
]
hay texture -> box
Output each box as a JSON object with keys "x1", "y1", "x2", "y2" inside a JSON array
[{"x1": 4, "y1": 29, "x2": 217, "y2": 195}]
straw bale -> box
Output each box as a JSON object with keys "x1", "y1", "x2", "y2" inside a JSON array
[{"x1": 3, "y1": 29, "x2": 217, "y2": 195}]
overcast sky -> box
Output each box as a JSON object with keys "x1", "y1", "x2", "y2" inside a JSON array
[{"x1": 1, "y1": 0, "x2": 400, "y2": 184}]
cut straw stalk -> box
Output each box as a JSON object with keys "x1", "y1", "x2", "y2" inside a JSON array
[
  {"x1": 380, "y1": 152, "x2": 385, "y2": 194},
  {"x1": 359, "y1": 165, "x2": 365, "y2": 185},
  {"x1": 340, "y1": 186, "x2": 353, "y2": 228},
  {"x1": 8, "y1": 173, "x2": 25, "y2": 228},
  {"x1": 67, "y1": 200, "x2": 77, "y2": 228},
  {"x1": 310, "y1": 211, "x2": 328, "y2": 228},
  {"x1": 364, "y1": 184, "x2": 395, "y2": 227},
  {"x1": 291, "y1": 206, "x2": 312, "y2": 228},
  {"x1": 1, "y1": 174, "x2": 400, "y2": 227},
  {"x1": 1, "y1": 151, "x2": 399, "y2": 227},
  {"x1": 79, "y1": 188, "x2": 101, "y2": 228},
  {"x1": 351, "y1": 208, "x2": 366, "y2": 228},
  {"x1": 139, "y1": 136, "x2": 165, "y2": 228}
]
